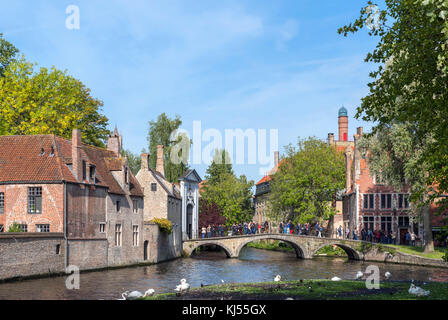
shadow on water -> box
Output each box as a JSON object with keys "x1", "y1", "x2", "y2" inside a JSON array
[{"x1": 0, "y1": 246, "x2": 447, "y2": 300}]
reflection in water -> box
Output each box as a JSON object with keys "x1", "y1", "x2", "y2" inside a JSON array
[{"x1": 0, "y1": 247, "x2": 447, "y2": 300}]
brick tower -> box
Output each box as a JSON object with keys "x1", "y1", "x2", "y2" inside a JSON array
[{"x1": 338, "y1": 106, "x2": 348, "y2": 141}]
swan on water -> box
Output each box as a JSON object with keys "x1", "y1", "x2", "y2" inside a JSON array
[
  {"x1": 144, "y1": 289, "x2": 155, "y2": 297},
  {"x1": 331, "y1": 277, "x2": 341, "y2": 281},
  {"x1": 385, "y1": 272, "x2": 392, "y2": 280},
  {"x1": 175, "y1": 278, "x2": 190, "y2": 293},
  {"x1": 408, "y1": 284, "x2": 430, "y2": 297},
  {"x1": 356, "y1": 271, "x2": 363, "y2": 280},
  {"x1": 118, "y1": 291, "x2": 129, "y2": 300},
  {"x1": 274, "y1": 275, "x2": 281, "y2": 282}
]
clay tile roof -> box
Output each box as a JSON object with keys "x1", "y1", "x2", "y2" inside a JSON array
[
  {"x1": 0, "y1": 134, "x2": 143, "y2": 197},
  {"x1": 0, "y1": 135, "x2": 76, "y2": 183},
  {"x1": 255, "y1": 158, "x2": 286, "y2": 186}
]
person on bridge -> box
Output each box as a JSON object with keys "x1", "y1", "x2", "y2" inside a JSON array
[
  {"x1": 338, "y1": 225, "x2": 342, "y2": 239},
  {"x1": 201, "y1": 227, "x2": 206, "y2": 239}
]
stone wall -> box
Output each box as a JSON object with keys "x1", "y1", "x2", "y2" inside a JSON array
[
  {"x1": 0, "y1": 233, "x2": 65, "y2": 281},
  {"x1": 143, "y1": 222, "x2": 182, "y2": 263},
  {"x1": 67, "y1": 239, "x2": 108, "y2": 270}
]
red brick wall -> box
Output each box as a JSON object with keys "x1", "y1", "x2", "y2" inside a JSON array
[{"x1": 0, "y1": 184, "x2": 64, "y2": 232}]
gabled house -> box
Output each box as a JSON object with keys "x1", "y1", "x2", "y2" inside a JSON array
[{"x1": 0, "y1": 128, "x2": 145, "y2": 269}]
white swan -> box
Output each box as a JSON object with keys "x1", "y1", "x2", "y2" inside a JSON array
[
  {"x1": 356, "y1": 271, "x2": 363, "y2": 280},
  {"x1": 274, "y1": 275, "x2": 281, "y2": 282},
  {"x1": 408, "y1": 284, "x2": 430, "y2": 297},
  {"x1": 118, "y1": 291, "x2": 129, "y2": 300},
  {"x1": 127, "y1": 290, "x2": 144, "y2": 300},
  {"x1": 175, "y1": 278, "x2": 190, "y2": 293},
  {"x1": 144, "y1": 289, "x2": 155, "y2": 297},
  {"x1": 331, "y1": 276, "x2": 341, "y2": 281},
  {"x1": 385, "y1": 272, "x2": 392, "y2": 280}
]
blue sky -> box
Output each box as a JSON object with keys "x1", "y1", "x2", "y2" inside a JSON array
[{"x1": 0, "y1": 0, "x2": 382, "y2": 183}]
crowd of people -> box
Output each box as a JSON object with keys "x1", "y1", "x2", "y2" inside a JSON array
[{"x1": 200, "y1": 221, "x2": 430, "y2": 247}]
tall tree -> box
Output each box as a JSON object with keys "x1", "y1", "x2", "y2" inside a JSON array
[
  {"x1": 201, "y1": 149, "x2": 254, "y2": 225},
  {"x1": 0, "y1": 33, "x2": 18, "y2": 77},
  {"x1": 121, "y1": 149, "x2": 143, "y2": 176},
  {"x1": 0, "y1": 57, "x2": 109, "y2": 147},
  {"x1": 204, "y1": 149, "x2": 233, "y2": 185},
  {"x1": 147, "y1": 113, "x2": 190, "y2": 182},
  {"x1": 269, "y1": 137, "x2": 345, "y2": 225},
  {"x1": 202, "y1": 173, "x2": 254, "y2": 226},
  {"x1": 339, "y1": 0, "x2": 448, "y2": 251}
]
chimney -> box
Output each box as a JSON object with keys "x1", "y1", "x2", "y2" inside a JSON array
[
  {"x1": 156, "y1": 145, "x2": 165, "y2": 176},
  {"x1": 357, "y1": 127, "x2": 363, "y2": 136},
  {"x1": 107, "y1": 126, "x2": 122, "y2": 156},
  {"x1": 274, "y1": 151, "x2": 279, "y2": 167},
  {"x1": 141, "y1": 153, "x2": 149, "y2": 170},
  {"x1": 328, "y1": 133, "x2": 335, "y2": 145},
  {"x1": 72, "y1": 129, "x2": 83, "y2": 182}
]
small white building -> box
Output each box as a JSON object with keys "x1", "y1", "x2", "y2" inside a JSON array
[{"x1": 179, "y1": 169, "x2": 202, "y2": 240}]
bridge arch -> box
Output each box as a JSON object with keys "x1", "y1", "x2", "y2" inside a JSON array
[
  {"x1": 312, "y1": 242, "x2": 361, "y2": 260},
  {"x1": 187, "y1": 241, "x2": 234, "y2": 258},
  {"x1": 235, "y1": 235, "x2": 306, "y2": 259}
]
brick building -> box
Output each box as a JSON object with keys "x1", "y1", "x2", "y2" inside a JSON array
[
  {"x1": 0, "y1": 128, "x2": 145, "y2": 269},
  {"x1": 341, "y1": 124, "x2": 416, "y2": 244}
]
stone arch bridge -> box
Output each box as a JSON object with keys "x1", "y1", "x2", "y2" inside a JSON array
[{"x1": 183, "y1": 234, "x2": 369, "y2": 260}]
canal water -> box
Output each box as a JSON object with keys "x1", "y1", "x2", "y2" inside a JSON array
[{"x1": 0, "y1": 247, "x2": 447, "y2": 300}]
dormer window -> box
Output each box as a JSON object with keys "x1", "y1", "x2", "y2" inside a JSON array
[
  {"x1": 82, "y1": 161, "x2": 87, "y2": 180},
  {"x1": 40, "y1": 148, "x2": 45, "y2": 156},
  {"x1": 124, "y1": 167, "x2": 129, "y2": 184},
  {"x1": 49, "y1": 146, "x2": 55, "y2": 157},
  {"x1": 89, "y1": 165, "x2": 96, "y2": 183}
]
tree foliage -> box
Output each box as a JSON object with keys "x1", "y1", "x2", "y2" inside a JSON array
[
  {"x1": 0, "y1": 33, "x2": 19, "y2": 77},
  {"x1": 147, "y1": 113, "x2": 190, "y2": 182},
  {"x1": 121, "y1": 149, "x2": 143, "y2": 176},
  {"x1": 269, "y1": 137, "x2": 345, "y2": 224},
  {"x1": 339, "y1": 0, "x2": 448, "y2": 251},
  {"x1": 0, "y1": 57, "x2": 109, "y2": 147},
  {"x1": 338, "y1": 0, "x2": 448, "y2": 206},
  {"x1": 204, "y1": 149, "x2": 234, "y2": 185},
  {"x1": 201, "y1": 149, "x2": 254, "y2": 225},
  {"x1": 198, "y1": 197, "x2": 226, "y2": 228}
]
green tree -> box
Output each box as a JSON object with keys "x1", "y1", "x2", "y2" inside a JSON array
[
  {"x1": 147, "y1": 113, "x2": 190, "y2": 182},
  {"x1": 269, "y1": 137, "x2": 345, "y2": 225},
  {"x1": 202, "y1": 149, "x2": 254, "y2": 225},
  {"x1": 121, "y1": 149, "x2": 143, "y2": 176},
  {"x1": 204, "y1": 149, "x2": 233, "y2": 185},
  {"x1": 358, "y1": 124, "x2": 436, "y2": 252},
  {"x1": 0, "y1": 57, "x2": 109, "y2": 147},
  {"x1": 202, "y1": 173, "x2": 254, "y2": 225},
  {"x1": 0, "y1": 33, "x2": 19, "y2": 77},
  {"x1": 339, "y1": 0, "x2": 448, "y2": 251}
]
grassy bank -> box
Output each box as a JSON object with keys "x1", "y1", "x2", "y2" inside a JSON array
[
  {"x1": 143, "y1": 279, "x2": 448, "y2": 300},
  {"x1": 386, "y1": 244, "x2": 447, "y2": 260}
]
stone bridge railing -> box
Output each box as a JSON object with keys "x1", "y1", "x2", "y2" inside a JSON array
[{"x1": 182, "y1": 233, "x2": 366, "y2": 260}]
